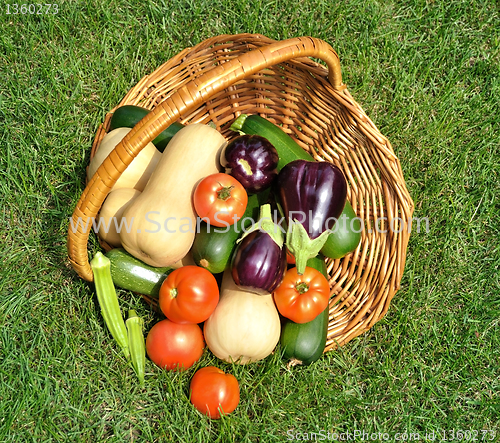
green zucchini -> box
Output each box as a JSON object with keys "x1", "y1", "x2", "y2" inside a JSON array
[
  {"x1": 190, "y1": 189, "x2": 270, "y2": 274},
  {"x1": 280, "y1": 255, "x2": 330, "y2": 366},
  {"x1": 321, "y1": 200, "x2": 361, "y2": 259},
  {"x1": 105, "y1": 248, "x2": 174, "y2": 297},
  {"x1": 231, "y1": 114, "x2": 361, "y2": 260},
  {"x1": 109, "y1": 105, "x2": 184, "y2": 152}
]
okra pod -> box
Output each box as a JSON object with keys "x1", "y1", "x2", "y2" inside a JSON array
[
  {"x1": 90, "y1": 251, "x2": 130, "y2": 359},
  {"x1": 126, "y1": 310, "x2": 146, "y2": 385}
]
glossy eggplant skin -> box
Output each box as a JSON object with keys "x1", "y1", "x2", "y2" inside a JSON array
[
  {"x1": 231, "y1": 230, "x2": 287, "y2": 294},
  {"x1": 221, "y1": 135, "x2": 279, "y2": 194},
  {"x1": 276, "y1": 160, "x2": 347, "y2": 239}
]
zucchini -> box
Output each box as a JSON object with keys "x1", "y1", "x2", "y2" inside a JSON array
[
  {"x1": 105, "y1": 248, "x2": 174, "y2": 297},
  {"x1": 320, "y1": 200, "x2": 361, "y2": 259},
  {"x1": 109, "y1": 105, "x2": 184, "y2": 152},
  {"x1": 109, "y1": 105, "x2": 149, "y2": 131},
  {"x1": 191, "y1": 189, "x2": 270, "y2": 274},
  {"x1": 231, "y1": 114, "x2": 361, "y2": 260},
  {"x1": 279, "y1": 255, "x2": 330, "y2": 366}
]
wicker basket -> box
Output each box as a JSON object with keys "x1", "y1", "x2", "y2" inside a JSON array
[{"x1": 67, "y1": 34, "x2": 414, "y2": 352}]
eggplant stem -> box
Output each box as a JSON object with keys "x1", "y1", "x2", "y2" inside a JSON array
[
  {"x1": 237, "y1": 158, "x2": 253, "y2": 176},
  {"x1": 286, "y1": 222, "x2": 329, "y2": 275},
  {"x1": 237, "y1": 203, "x2": 284, "y2": 248}
]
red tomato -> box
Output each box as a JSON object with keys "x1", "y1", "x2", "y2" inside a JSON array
[
  {"x1": 159, "y1": 266, "x2": 219, "y2": 324},
  {"x1": 189, "y1": 366, "x2": 240, "y2": 419},
  {"x1": 145, "y1": 319, "x2": 204, "y2": 371},
  {"x1": 273, "y1": 266, "x2": 330, "y2": 324},
  {"x1": 193, "y1": 173, "x2": 248, "y2": 228}
]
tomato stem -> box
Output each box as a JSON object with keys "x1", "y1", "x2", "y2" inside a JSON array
[
  {"x1": 295, "y1": 282, "x2": 309, "y2": 294},
  {"x1": 170, "y1": 288, "x2": 178, "y2": 299},
  {"x1": 217, "y1": 183, "x2": 234, "y2": 201}
]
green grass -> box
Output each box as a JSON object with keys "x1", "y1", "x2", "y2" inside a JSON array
[{"x1": 1, "y1": 0, "x2": 499, "y2": 441}]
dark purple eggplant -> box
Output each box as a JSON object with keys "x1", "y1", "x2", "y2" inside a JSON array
[
  {"x1": 221, "y1": 135, "x2": 279, "y2": 194},
  {"x1": 231, "y1": 204, "x2": 287, "y2": 294},
  {"x1": 276, "y1": 160, "x2": 347, "y2": 274}
]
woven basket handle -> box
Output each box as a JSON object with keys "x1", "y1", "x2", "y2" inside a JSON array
[{"x1": 67, "y1": 36, "x2": 345, "y2": 281}]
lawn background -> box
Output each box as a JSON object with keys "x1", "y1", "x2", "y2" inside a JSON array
[{"x1": 0, "y1": 0, "x2": 499, "y2": 441}]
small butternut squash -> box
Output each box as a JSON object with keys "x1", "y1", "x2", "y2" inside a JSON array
[
  {"x1": 204, "y1": 271, "x2": 281, "y2": 364},
  {"x1": 97, "y1": 188, "x2": 141, "y2": 247},
  {"x1": 87, "y1": 128, "x2": 161, "y2": 191},
  {"x1": 120, "y1": 124, "x2": 226, "y2": 267}
]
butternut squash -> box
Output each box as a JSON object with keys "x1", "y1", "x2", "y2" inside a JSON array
[
  {"x1": 87, "y1": 128, "x2": 161, "y2": 191},
  {"x1": 204, "y1": 271, "x2": 281, "y2": 364},
  {"x1": 120, "y1": 124, "x2": 226, "y2": 267},
  {"x1": 97, "y1": 188, "x2": 141, "y2": 247},
  {"x1": 171, "y1": 251, "x2": 196, "y2": 268}
]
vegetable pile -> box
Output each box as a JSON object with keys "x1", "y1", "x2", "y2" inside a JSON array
[{"x1": 87, "y1": 106, "x2": 362, "y2": 419}]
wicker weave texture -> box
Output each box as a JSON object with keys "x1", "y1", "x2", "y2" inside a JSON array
[{"x1": 67, "y1": 34, "x2": 414, "y2": 352}]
